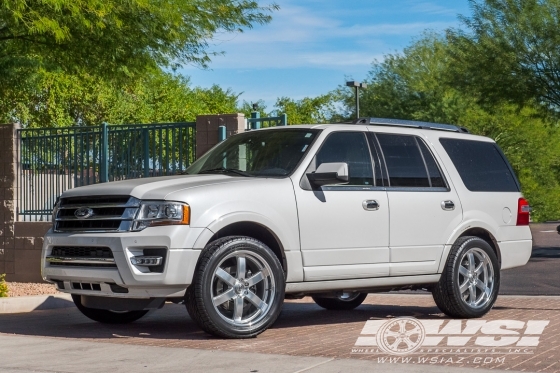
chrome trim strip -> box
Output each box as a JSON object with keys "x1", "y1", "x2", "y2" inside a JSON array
[
  {"x1": 46, "y1": 256, "x2": 116, "y2": 264},
  {"x1": 52, "y1": 228, "x2": 123, "y2": 233},
  {"x1": 58, "y1": 203, "x2": 137, "y2": 210},
  {"x1": 56, "y1": 216, "x2": 133, "y2": 221}
]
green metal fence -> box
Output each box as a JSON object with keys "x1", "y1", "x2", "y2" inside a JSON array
[
  {"x1": 247, "y1": 113, "x2": 287, "y2": 129},
  {"x1": 17, "y1": 122, "x2": 195, "y2": 220}
]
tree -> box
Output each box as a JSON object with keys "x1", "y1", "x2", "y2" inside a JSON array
[
  {"x1": 274, "y1": 94, "x2": 337, "y2": 124},
  {"x1": 1, "y1": 68, "x2": 240, "y2": 127},
  {"x1": 340, "y1": 33, "x2": 560, "y2": 221},
  {"x1": 0, "y1": 0, "x2": 278, "y2": 80},
  {"x1": 337, "y1": 34, "x2": 474, "y2": 124},
  {"x1": 447, "y1": 0, "x2": 560, "y2": 110}
]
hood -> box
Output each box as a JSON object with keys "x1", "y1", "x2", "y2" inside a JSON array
[{"x1": 61, "y1": 174, "x2": 253, "y2": 200}]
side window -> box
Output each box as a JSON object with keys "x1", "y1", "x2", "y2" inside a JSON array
[
  {"x1": 376, "y1": 134, "x2": 444, "y2": 188},
  {"x1": 417, "y1": 139, "x2": 446, "y2": 188},
  {"x1": 439, "y1": 138, "x2": 519, "y2": 192},
  {"x1": 315, "y1": 132, "x2": 374, "y2": 186}
]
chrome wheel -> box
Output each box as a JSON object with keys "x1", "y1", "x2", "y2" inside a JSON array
[
  {"x1": 337, "y1": 292, "x2": 361, "y2": 302},
  {"x1": 458, "y1": 247, "x2": 495, "y2": 310},
  {"x1": 211, "y1": 250, "x2": 276, "y2": 326}
]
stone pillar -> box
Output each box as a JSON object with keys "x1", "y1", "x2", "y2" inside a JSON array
[
  {"x1": 0, "y1": 123, "x2": 19, "y2": 277},
  {"x1": 0, "y1": 123, "x2": 50, "y2": 282},
  {"x1": 196, "y1": 113, "x2": 246, "y2": 159}
]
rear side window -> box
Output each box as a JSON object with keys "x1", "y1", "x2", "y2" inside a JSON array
[
  {"x1": 376, "y1": 134, "x2": 445, "y2": 188},
  {"x1": 439, "y1": 138, "x2": 519, "y2": 192}
]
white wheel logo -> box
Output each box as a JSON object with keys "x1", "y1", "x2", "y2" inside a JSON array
[{"x1": 376, "y1": 317, "x2": 425, "y2": 355}]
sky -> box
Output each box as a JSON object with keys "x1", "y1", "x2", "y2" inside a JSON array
[{"x1": 180, "y1": 0, "x2": 473, "y2": 111}]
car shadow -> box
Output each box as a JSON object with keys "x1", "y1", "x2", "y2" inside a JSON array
[{"x1": 0, "y1": 300, "x2": 445, "y2": 342}]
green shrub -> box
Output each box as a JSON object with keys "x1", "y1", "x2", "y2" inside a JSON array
[{"x1": 0, "y1": 274, "x2": 8, "y2": 297}]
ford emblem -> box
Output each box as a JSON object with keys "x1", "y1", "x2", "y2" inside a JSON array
[{"x1": 74, "y1": 207, "x2": 94, "y2": 219}]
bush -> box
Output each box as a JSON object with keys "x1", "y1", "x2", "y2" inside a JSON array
[{"x1": 0, "y1": 274, "x2": 8, "y2": 297}]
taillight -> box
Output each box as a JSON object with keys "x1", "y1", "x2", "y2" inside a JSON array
[{"x1": 516, "y1": 198, "x2": 531, "y2": 226}]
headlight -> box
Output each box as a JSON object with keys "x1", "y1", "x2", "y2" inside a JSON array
[
  {"x1": 52, "y1": 197, "x2": 60, "y2": 226},
  {"x1": 132, "y1": 201, "x2": 190, "y2": 231}
]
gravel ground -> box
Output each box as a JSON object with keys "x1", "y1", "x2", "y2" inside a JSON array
[{"x1": 6, "y1": 282, "x2": 58, "y2": 297}]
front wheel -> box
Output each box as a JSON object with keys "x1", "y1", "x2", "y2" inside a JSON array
[
  {"x1": 71, "y1": 294, "x2": 148, "y2": 324},
  {"x1": 312, "y1": 292, "x2": 368, "y2": 310},
  {"x1": 432, "y1": 236, "x2": 500, "y2": 318},
  {"x1": 186, "y1": 236, "x2": 285, "y2": 338}
]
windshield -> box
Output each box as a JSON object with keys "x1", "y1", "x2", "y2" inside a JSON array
[{"x1": 186, "y1": 129, "x2": 320, "y2": 177}]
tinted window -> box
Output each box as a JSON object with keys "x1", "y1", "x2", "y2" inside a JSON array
[
  {"x1": 439, "y1": 138, "x2": 519, "y2": 192},
  {"x1": 417, "y1": 139, "x2": 446, "y2": 188},
  {"x1": 376, "y1": 134, "x2": 430, "y2": 187},
  {"x1": 315, "y1": 132, "x2": 374, "y2": 186}
]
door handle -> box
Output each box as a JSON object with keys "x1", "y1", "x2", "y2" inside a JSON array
[
  {"x1": 363, "y1": 200, "x2": 380, "y2": 211},
  {"x1": 441, "y1": 200, "x2": 455, "y2": 211}
]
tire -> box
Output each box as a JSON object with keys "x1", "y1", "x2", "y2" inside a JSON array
[
  {"x1": 312, "y1": 292, "x2": 368, "y2": 310},
  {"x1": 185, "y1": 236, "x2": 285, "y2": 338},
  {"x1": 71, "y1": 294, "x2": 148, "y2": 324},
  {"x1": 432, "y1": 236, "x2": 500, "y2": 318}
]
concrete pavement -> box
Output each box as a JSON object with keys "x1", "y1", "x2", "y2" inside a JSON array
[
  {"x1": 0, "y1": 334, "x2": 517, "y2": 373},
  {"x1": 1, "y1": 294, "x2": 558, "y2": 373}
]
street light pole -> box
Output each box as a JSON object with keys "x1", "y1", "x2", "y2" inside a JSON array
[{"x1": 346, "y1": 81, "x2": 367, "y2": 119}]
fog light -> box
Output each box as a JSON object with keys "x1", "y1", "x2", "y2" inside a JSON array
[{"x1": 131, "y1": 256, "x2": 163, "y2": 266}]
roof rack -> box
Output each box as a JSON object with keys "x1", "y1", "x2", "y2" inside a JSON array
[{"x1": 353, "y1": 117, "x2": 469, "y2": 133}]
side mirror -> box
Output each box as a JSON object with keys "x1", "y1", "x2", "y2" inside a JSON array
[{"x1": 306, "y1": 162, "x2": 349, "y2": 187}]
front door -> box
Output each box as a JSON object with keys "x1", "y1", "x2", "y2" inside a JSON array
[{"x1": 294, "y1": 130, "x2": 390, "y2": 282}]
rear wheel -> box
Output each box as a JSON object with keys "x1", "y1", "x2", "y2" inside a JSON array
[
  {"x1": 186, "y1": 236, "x2": 285, "y2": 338},
  {"x1": 312, "y1": 292, "x2": 368, "y2": 310},
  {"x1": 432, "y1": 236, "x2": 500, "y2": 318},
  {"x1": 71, "y1": 294, "x2": 148, "y2": 324}
]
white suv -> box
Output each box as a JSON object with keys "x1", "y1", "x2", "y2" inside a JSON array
[{"x1": 41, "y1": 118, "x2": 532, "y2": 338}]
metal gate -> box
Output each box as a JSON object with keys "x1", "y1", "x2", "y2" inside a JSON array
[{"x1": 17, "y1": 122, "x2": 195, "y2": 220}]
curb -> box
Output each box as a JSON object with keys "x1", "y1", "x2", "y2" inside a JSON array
[{"x1": 0, "y1": 293, "x2": 73, "y2": 314}]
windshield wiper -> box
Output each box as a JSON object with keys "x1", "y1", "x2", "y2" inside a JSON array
[{"x1": 198, "y1": 168, "x2": 251, "y2": 177}]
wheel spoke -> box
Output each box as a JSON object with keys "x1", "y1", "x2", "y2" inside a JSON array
[
  {"x1": 398, "y1": 320, "x2": 407, "y2": 333},
  {"x1": 385, "y1": 330, "x2": 401, "y2": 338},
  {"x1": 245, "y1": 290, "x2": 267, "y2": 312},
  {"x1": 233, "y1": 295, "x2": 244, "y2": 322},
  {"x1": 212, "y1": 288, "x2": 236, "y2": 306},
  {"x1": 459, "y1": 279, "x2": 470, "y2": 294},
  {"x1": 474, "y1": 278, "x2": 487, "y2": 292},
  {"x1": 474, "y1": 260, "x2": 485, "y2": 275},
  {"x1": 237, "y1": 256, "x2": 246, "y2": 280},
  {"x1": 402, "y1": 337, "x2": 415, "y2": 349},
  {"x1": 215, "y1": 267, "x2": 237, "y2": 286},
  {"x1": 406, "y1": 326, "x2": 421, "y2": 337},
  {"x1": 246, "y1": 268, "x2": 269, "y2": 287},
  {"x1": 467, "y1": 252, "x2": 475, "y2": 271},
  {"x1": 389, "y1": 337, "x2": 403, "y2": 349},
  {"x1": 469, "y1": 284, "x2": 476, "y2": 304},
  {"x1": 459, "y1": 265, "x2": 469, "y2": 277}
]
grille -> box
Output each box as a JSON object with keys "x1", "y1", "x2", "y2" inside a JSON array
[
  {"x1": 51, "y1": 246, "x2": 113, "y2": 258},
  {"x1": 54, "y1": 196, "x2": 139, "y2": 233},
  {"x1": 47, "y1": 246, "x2": 117, "y2": 267}
]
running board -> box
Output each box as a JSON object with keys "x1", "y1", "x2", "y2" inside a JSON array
[{"x1": 285, "y1": 274, "x2": 440, "y2": 294}]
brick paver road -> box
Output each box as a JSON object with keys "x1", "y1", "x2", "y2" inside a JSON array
[{"x1": 0, "y1": 294, "x2": 558, "y2": 372}]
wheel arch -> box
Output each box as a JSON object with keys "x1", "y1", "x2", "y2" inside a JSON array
[
  {"x1": 206, "y1": 221, "x2": 287, "y2": 274},
  {"x1": 440, "y1": 222, "x2": 502, "y2": 273},
  {"x1": 458, "y1": 228, "x2": 501, "y2": 265}
]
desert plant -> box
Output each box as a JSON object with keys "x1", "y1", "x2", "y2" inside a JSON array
[{"x1": 0, "y1": 274, "x2": 9, "y2": 297}]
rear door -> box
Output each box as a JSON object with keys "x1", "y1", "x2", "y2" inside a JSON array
[{"x1": 372, "y1": 132, "x2": 463, "y2": 276}]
